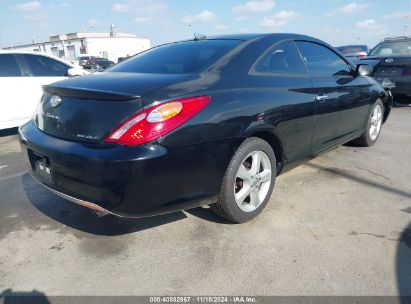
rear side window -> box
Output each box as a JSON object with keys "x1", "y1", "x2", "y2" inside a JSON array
[
  {"x1": 254, "y1": 41, "x2": 307, "y2": 75},
  {"x1": 0, "y1": 54, "x2": 22, "y2": 77},
  {"x1": 23, "y1": 54, "x2": 70, "y2": 77},
  {"x1": 295, "y1": 41, "x2": 351, "y2": 77},
  {"x1": 108, "y1": 40, "x2": 242, "y2": 74}
]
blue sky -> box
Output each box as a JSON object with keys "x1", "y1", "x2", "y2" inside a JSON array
[{"x1": 1, "y1": 0, "x2": 411, "y2": 48}]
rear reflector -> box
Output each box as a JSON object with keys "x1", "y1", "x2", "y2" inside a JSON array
[
  {"x1": 105, "y1": 96, "x2": 211, "y2": 146},
  {"x1": 108, "y1": 113, "x2": 147, "y2": 140},
  {"x1": 77, "y1": 200, "x2": 108, "y2": 213}
]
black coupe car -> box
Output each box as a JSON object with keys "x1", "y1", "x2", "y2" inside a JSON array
[
  {"x1": 19, "y1": 33, "x2": 392, "y2": 223},
  {"x1": 360, "y1": 36, "x2": 411, "y2": 105}
]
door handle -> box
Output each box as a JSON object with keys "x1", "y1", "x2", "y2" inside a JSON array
[{"x1": 315, "y1": 95, "x2": 328, "y2": 102}]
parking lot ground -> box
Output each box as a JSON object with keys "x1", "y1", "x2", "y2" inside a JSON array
[{"x1": 0, "y1": 108, "x2": 410, "y2": 296}]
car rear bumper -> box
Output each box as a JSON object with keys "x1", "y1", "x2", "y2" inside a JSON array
[
  {"x1": 375, "y1": 76, "x2": 411, "y2": 96},
  {"x1": 19, "y1": 121, "x2": 240, "y2": 217}
]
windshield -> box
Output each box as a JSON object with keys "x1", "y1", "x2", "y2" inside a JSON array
[
  {"x1": 369, "y1": 40, "x2": 411, "y2": 56},
  {"x1": 107, "y1": 39, "x2": 242, "y2": 74}
]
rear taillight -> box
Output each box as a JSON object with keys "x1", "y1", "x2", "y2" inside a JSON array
[
  {"x1": 105, "y1": 96, "x2": 211, "y2": 146},
  {"x1": 357, "y1": 54, "x2": 366, "y2": 59}
]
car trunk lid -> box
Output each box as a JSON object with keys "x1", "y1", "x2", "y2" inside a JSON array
[{"x1": 34, "y1": 72, "x2": 194, "y2": 143}]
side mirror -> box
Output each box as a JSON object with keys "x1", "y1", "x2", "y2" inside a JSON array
[
  {"x1": 356, "y1": 64, "x2": 373, "y2": 76},
  {"x1": 67, "y1": 67, "x2": 89, "y2": 77}
]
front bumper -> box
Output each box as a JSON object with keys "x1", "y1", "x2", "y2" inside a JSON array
[{"x1": 19, "y1": 121, "x2": 239, "y2": 217}]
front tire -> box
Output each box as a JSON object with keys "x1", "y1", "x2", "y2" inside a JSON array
[
  {"x1": 352, "y1": 100, "x2": 384, "y2": 147},
  {"x1": 211, "y1": 137, "x2": 276, "y2": 223}
]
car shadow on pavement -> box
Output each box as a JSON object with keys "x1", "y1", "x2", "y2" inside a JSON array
[
  {"x1": 0, "y1": 289, "x2": 50, "y2": 304},
  {"x1": 0, "y1": 127, "x2": 18, "y2": 137},
  {"x1": 397, "y1": 220, "x2": 411, "y2": 299},
  {"x1": 22, "y1": 174, "x2": 188, "y2": 236}
]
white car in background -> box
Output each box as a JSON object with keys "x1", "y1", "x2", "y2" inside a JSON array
[{"x1": 0, "y1": 51, "x2": 88, "y2": 130}]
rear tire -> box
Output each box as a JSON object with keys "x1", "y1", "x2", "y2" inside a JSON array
[
  {"x1": 352, "y1": 100, "x2": 384, "y2": 147},
  {"x1": 211, "y1": 137, "x2": 276, "y2": 223}
]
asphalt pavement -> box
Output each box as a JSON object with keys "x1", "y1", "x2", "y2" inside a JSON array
[{"x1": 0, "y1": 108, "x2": 410, "y2": 296}]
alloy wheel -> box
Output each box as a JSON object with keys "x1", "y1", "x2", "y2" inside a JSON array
[
  {"x1": 234, "y1": 150, "x2": 272, "y2": 212},
  {"x1": 369, "y1": 104, "x2": 383, "y2": 141}
]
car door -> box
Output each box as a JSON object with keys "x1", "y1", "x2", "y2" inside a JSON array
[
  {"x1": 295, "y1": 41, "x2": 371, "y2": 154},
  {"x1": 0, "y1": 53, "x2": 28, "y2": 129},
  {"x1": 16, "y1": 54, "x2": 70, "y2": 122},
  {"x1": 250, "y1": 40, "x2": 315, "y2": 163}
]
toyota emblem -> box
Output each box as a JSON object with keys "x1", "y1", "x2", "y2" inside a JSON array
[{"x1": 50, "y1": 95, "x2": 62, "y2": 108}]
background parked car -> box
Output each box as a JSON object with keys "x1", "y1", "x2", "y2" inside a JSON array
[
  {"x1": 359, "y1": 36, "x2": 411, "y2": 105},
  {"x1": 84, "y1": 57, "x2": 114, "y2": 71},
  {"x1": 336, "y1": 45, "x2": 369, "y2": 60},
  {"x1": 77, "y1": 55, "x2": 97, "y2": 68},
  {"x1": 117, "y1": 56, "x2": 130, "y2": 63},
  {"x1": 0, "y1": 51, "x2": 88, "y2": 130}
]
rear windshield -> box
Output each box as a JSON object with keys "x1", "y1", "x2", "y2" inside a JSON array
[
  {"x1": 337, "y1": 45, "x2": 367, "y2": 54},
  {"x1": 369, "y1": 40, "x2": 411, "y2": 56},
  {"x1": 107, "y1": 39, "x2": 242, "y2": 74}
]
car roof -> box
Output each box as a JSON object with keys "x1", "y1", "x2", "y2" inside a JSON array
[
  {"x1": 381, "y1": 36, "x2": 411, "y2": 42},
  {"x1": 204, "y1": 33, "x2": 324, "y2": 43},
  {"x1": 0, "y1": 50, "x2": 74, "y2": 67},
  {"x1": 177, "y1": 33, "x2": 326, "y2": 44},
  {"x1": 337, "y1": 45, "x2": 368, "y2": 48}
]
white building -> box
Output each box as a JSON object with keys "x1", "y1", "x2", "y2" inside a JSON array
[{"x1": 3, "y1": 26, "x2": 150, "y2": 63}]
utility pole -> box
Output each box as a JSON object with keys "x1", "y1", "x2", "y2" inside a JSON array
[
  {"x1": 408, "y1": 0, "x2": 411, "y2": 35},
  {"x1": 188, "y1": 24, "x2": 194, "y2": 39}
]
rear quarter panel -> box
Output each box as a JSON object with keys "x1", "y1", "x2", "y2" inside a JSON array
[{"x1": 150, "y1": 73, "x2": 316, "y2": 166}]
